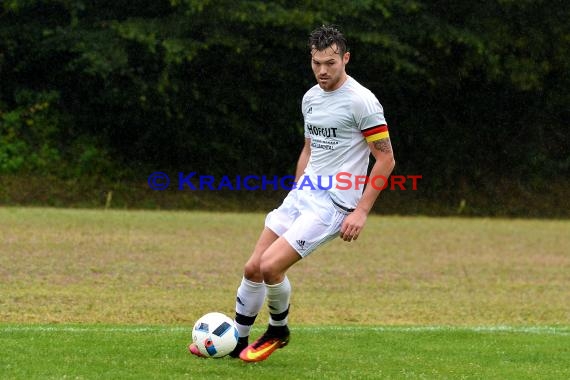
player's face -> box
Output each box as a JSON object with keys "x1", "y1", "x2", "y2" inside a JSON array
[{"x1": 311, "y1": 44, "x2": 350, "y2": 92}]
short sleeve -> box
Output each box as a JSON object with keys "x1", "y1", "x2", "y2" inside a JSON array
[{"x1": 353, "y1": 92, "x2": 386, "y2": 131}]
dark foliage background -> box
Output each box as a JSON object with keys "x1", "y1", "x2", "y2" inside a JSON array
[{"x1": 1, "y1": 0, "x2": 568, "y2": 215}]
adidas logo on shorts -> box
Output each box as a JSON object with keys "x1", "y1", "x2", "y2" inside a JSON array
[{"x1": 296, "y1": 240, "x2": 306, "y2": 250}]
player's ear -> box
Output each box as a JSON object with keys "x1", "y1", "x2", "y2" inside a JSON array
[{"x1": 343, "y1": 51, "x2": 350, "y2": 65}]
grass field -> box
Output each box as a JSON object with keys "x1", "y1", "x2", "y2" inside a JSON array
[{"x1": 1, "y1": 207, "x2": 569, "y2": 379}]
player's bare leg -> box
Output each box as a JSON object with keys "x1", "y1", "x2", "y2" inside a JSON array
[
  {"x1": 258, "y1": 237, "x2": 301, "y2": 284},
  {"x1": 243, "y1": 227, "x2": 280, "y2": 282},
  {"x1": 240, "y1": 237, "x2": 300, "y2": 362}
]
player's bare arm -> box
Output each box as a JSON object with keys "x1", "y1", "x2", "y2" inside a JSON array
[
  {"x1": 339, "y1": 136, "x2": 395, "y2": 242},
  {"x1": 373, "y1": 137, "x2": 393, "y2": 154}
]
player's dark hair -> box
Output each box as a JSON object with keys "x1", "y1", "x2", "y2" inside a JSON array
[{"x1": 308, "y1": 25, "x2": 349, "y2": 56}]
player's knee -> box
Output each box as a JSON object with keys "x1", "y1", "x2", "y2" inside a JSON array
[
  {"x1": 243, "y1": 259, "x2": 262, "y2": 282},
  {"x1": 259, "y1": 259, "x2": 280, "y2": 284}
]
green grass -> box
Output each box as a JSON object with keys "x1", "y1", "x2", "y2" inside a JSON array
[
  {"x1": 1, "y1": 325, "x2": 569, "y2": 379},
  {"x1": 1, "y1": 207, "x2": 569, "y2": 378}
]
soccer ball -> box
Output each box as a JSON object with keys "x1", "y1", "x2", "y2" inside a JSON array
[{"x1": 192, "y1": 312, "x2": 238, "y2": 358}]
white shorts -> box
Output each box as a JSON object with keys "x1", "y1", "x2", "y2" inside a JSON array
[{"x1": 265, "y1": 188, "x2": 348, "y2": 257}]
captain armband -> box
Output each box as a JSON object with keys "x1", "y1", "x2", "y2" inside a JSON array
[{"x1": 362, "y1": 125, "x2": 389, "y2": 142}]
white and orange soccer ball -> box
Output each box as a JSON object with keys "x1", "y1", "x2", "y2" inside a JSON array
[{"x1": 191, "y1": 312, "x2": 238, "y2": 358}]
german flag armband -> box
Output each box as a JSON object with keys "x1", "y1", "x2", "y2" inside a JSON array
[{"x1": 362, "y1": 125, "x2": 389, "y2": 143}]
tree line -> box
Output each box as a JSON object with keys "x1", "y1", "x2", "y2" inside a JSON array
[{"x1": 1, "y1": 0, "x2": 568, "y2": 213}]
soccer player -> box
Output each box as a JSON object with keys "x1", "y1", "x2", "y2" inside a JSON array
[{"x1": 190, "y1": 25, "x2": 395, "y2": 362}]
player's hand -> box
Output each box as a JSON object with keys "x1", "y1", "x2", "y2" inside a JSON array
[{"x1": 339, "y1": 208, "x2": 367, "y2": 242}]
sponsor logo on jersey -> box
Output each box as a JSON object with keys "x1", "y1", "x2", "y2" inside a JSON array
[{"x1": 306, "y1": 124, "x2": 338, "y2": 138}]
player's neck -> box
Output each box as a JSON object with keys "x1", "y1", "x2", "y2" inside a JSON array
[{"x1": 325, "y1": 73, "x2": 349, "y2": 92}]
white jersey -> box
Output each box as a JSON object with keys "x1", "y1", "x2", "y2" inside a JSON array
[{"x1": 301, "y1": 76, "x2": 386, "y2": 209}]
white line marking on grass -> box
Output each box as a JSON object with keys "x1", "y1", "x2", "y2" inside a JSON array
[
  {"x1": 0, "y1": 326, "x2": 189, "y2": 333},
  {"x1": 296, "y1": 325, "x2": 570, "y2": 336},
  {"x1": 1, "y1": 325, "x2": 569, "y2": 336}
]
